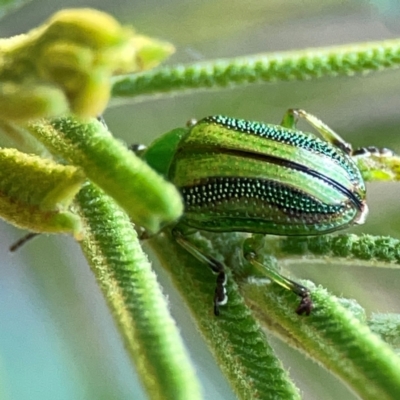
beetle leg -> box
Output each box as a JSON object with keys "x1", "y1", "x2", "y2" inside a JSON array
[
  {"x1": 242, "y1": 235, "x2": 313, "y2": 315},
  {"x1": 281, "y1": 109, "x2": 353, "y2": 155},
  {"x1": 172, "y1": 229, "x2": 227, "y2": 316}
]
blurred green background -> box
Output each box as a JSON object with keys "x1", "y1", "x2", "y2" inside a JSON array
[{"x1": 1, "y1": 1, "x2": 400, "y2": 399}]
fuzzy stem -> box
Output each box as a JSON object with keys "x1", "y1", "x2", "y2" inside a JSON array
[
  {"x1": 150, "y1": 230, "x2": 301, "y2": 400},
  {"x1": 112, "y1": 38, "x2": 400, "y2": 100},
  {"x1": 75, "y1": 182, "x2": 201, "y2": 400},
  {"x1": 243, "y1": 280, "x2": 400, "y2": 400}
]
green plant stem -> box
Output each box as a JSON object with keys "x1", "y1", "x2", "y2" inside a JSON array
[
  {"x1": 149, "y1": 230, "x2": 301, "y2": 400},
  {"x1": 27, "y1": 117, "x2": 182, "y2": 234},
  {"x1": 112, "y1": 38, "x2": 400, "y2": 100},
  {"x1": 75, "y1": 182, "x2": 201, "y2": 400},
  {"x1": 229, "y1": 232, "x2": 400, "y2": 399},
  {"x1": 153, "y1": 230, "x2": 400, "y2": 400},
  {"x1": 368, "y1": 313, "x2": 400, "y2": 352},
  {"x1": 273, "y1": 234, "x2": 400, "y2": 267},
  {"x1": 242, "y1": 281, "x2": 400, "y2": 400}
]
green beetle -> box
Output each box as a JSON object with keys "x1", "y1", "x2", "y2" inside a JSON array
[{"x1": 140, "y1": 109, "x2": 369, "y2": 316}]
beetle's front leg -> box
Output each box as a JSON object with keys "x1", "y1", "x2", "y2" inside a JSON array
[
  {"x1": 242, "y1": 234, "x2": 313, "y2": 315},
  {"x1": 172, "y1": 228, "x2": 227, "y2": 316}
]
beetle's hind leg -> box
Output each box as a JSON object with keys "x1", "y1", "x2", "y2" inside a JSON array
[
  {"x1": 172, "y1": 229, "x2": 227, "y2": 316},
  {"x1": 243, "y1": 234, "x2": 313, "y2": 315}
]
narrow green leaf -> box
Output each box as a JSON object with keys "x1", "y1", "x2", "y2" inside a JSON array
[
  {"x1": 369, "y1": 313, "x2": 400, "y2": 353},
  {"x1": 28, "y1": 117, "x2": 183, "y2": 233},
  {"x1": 0, "y1": 147, "x2": 84, "y2": 234},
  {"x1": 153, "y1": 230, "x2": 400, "y2": 399},
  {"x1": 112, "y1": 38, "x2": 400, "y2": 101},
  {"x1": 242, "y1": 280, "x2": 400, "y2": 400},
  {"x1": 212, "y1": 232, "x2": 400, "y2": 399},
  {"x1": 75, "y1": 182, "x2": 201, "y2": 400},
  {"x1": 274, "y1": 234, "x2": 400, "y2": 268},
  {"x1": 150, "y1": 230, "x2": 301, "y2": 400}
]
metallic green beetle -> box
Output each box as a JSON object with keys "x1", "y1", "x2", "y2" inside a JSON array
[{"x1": 141, "y1": 109, "x2": 369, "y2": 315}]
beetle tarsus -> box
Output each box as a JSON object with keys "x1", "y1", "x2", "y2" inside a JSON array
[
  {"x1": 290, "y1": 281, "x2": 313, "y2": 315},
  {"x1": 295, "y1": 292, "x2": 313, "y2": 316},
  {"x1": 214, "y1": 270, "x2": 227, "y2": 316},
  {"x1": 173, "y1": 229, "x2": 229, "y2": 316}
]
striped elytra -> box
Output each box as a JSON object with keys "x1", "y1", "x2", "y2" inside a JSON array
[
  {"x1": 138, "y1": 112, "x2": 370, "y2": 316},
  {"x1": 145, "y1": 115, "x2": 368, "y2": 236}
]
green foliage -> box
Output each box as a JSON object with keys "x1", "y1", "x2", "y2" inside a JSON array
[{"x1": 1, "y1": 5, "x2": 400, "y2": 400}]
